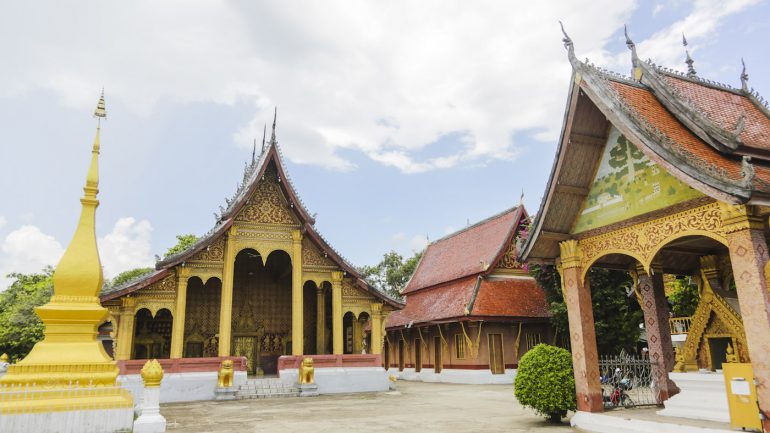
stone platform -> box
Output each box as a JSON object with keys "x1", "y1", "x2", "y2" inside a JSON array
[
  {"x1": 656, "y1": 372, "x2": 730, "y2": 423},
  {"x1": 389, "y1": 367, "x2": 516, "y2": 384}
]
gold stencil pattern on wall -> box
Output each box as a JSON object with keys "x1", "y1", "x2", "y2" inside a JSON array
[{"x1": 235, "y1": 164, "x2": 296, "y2": 225}]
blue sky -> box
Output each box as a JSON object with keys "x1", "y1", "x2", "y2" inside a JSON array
[{"x1": 1, "y1": 1, "x2": 768, "y2": 289}]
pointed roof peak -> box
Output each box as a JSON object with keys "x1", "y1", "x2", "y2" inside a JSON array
[
  {"x1": 261, "y1": 123, "x2": 267, "y2": 153},
  {"x1": 270, "y1": 106, "x2": 278, "y2": 145},
  {"x1": 682, "y1": 33, "x2": 697, "y2": 77}
]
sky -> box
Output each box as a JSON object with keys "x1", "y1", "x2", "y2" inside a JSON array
[{"x1": 1, "y1": 0, "x2": 769, "y2": 290}]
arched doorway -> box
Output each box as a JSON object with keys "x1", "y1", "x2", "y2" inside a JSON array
[
  {"x1": 358, "y1": 312, "x2": 371, "y2": 354},
  {"x1": 133, "y1": 308, "x2": 173, "y2": 359},
  {"x1": 343, "y1": 312, "x2": 356, "y2": 354},
  {"x1": 303, "y1": 281, "x2": 318, "y2": 355},
  {"x1": 184, "y1": 276, "x2": 221, "y2": 358},
  {"x1": 231, "y1": 248, "x2": 292, "y2": 375}
]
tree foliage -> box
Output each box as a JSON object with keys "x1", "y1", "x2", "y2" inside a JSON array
[
  {"x1": 164, "y1": 234, "x2": 199, "y2": 258},
  {"x1": 358, "y1": 250, "x2": 422, "y2": 299},
  {"x1": 668, "y1": 276, "x2": 699, "y2": 317},
  {"x1": 514, "y1": 344, "x2": 576, "y2": 421},
  {"x1": 0, "y1": 268, "x2": 54, "y2": 362},
  {"x1": 108, "y1": 267, "x2": 154, "y2": 288},
  {"x1": 530, "y1": 264, "x2": 642, "y2": 355}
]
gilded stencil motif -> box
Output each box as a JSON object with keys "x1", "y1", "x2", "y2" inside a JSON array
[
  {"x1": 497, "y1": 239, "x2": 523, "y2": 269},
  {"x1": 579, "y1": 202, "x2": 725, "y2": 276},
  {"x1": 573, "y1": 126, "x2": 703, "y2": 233},
  {"x1": 184, "y1": 280, "x2": 221, "y2": 350},
  {"x1": 302, "y1": 238, "x2": 335, "y2": 268},
  {"x1": 235, "y1": 165, "x2": 296, "y2": 225},
  {"x1": 190, "y1": 236, "x2": 225, "y2": 262}
]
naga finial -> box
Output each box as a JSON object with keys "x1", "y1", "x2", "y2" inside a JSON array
[
  {"x1": 624, "y1": 25, "x2": 639, "y2": 69},
  {"x1": 270, "y1": 106, "x2": 278, "y2": 145},
  {"x1": 741, "y1": 154, "x2": 755, "y2": 188},
  {"x1": 740, "y1": 58, "x2": 749, "y2": 91},
  {"x1": 558, "y1": 21, "x2": 575, "y2": 62},
  {"x1": 261, "y1": 123, "x2": 267, "y2": 153},
  {"x1": 683, "y1": 33, "x2": 696, "y2": 77}
]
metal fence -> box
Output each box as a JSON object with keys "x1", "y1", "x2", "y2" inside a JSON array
[{"x1": 598, "y1": 352, "x2": 662, "y2": 408}]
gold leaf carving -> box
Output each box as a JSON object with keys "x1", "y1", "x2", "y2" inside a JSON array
[{"x1": 235, "y1": 166, "x2": 296, "y2": 225}]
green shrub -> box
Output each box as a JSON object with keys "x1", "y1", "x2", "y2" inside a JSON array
[{"x1": 514, "y1": 344, "x2": 576, "y2": 421}]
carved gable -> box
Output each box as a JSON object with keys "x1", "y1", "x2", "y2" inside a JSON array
[
  {"x1": 235, "y1": 164, "x2": 297, "y2": 225},
  {"x1": 190, "y1": 236, "x2": 225, "y2": 262},
  {"x1": 302, "y1": 238, "x2": 336, "y2": 268}
]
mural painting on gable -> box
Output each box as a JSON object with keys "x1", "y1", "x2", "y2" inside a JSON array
[{"x1": 572, "y1": 126, "x2": 703, "y2": 233}]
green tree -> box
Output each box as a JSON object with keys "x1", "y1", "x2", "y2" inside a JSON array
[
  {"x1": 514, "y1": 344, "x2": 576, "y2": 421},
  {"x1": 109, "y1": 267, "x2": 154, "y2": 288},
  {"x1": 359, "y1": 250, "x2": 422, "y2": 299},
  {"x1": 164, "y1": 234, "x2": 199, "y2": 258},
  {"x1": 0, "y1": 268, "x2": 54, "y2": 362},
  {"x1": 668, "y1": 277, "x2": 699, "y2": 317},
  {"x1": 530, "y1": 264, "x2": 642, "y2": 354}
]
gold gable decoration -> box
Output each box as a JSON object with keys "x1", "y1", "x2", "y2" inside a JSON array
[
  {"x1": 190, "y1": 236, "x2": 225, "y2": 262},
  {"x1": 235, "y1": 165, "x2": 296, "y2": 226},
  {"x1": 497, "y1": 239, "x2": 524, "y2": 270},
  {"x1": 302, "y1": 238, "x2": 336, "y2": 268}
]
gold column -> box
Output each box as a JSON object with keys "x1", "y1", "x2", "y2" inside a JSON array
[
  {"x1": 370, "y1": 303, "x2": 383, "y2": 355},
  {"x1": 115, "y1": 297, "x2": 137, "y2": 361},
  {"x1": 352, "y1": 317, "x2": 362, "y2": 353},
  {"x1": 332, "y1": 271, "x2": 344, "y2": 355},
  {"x1": 316, "y1": 286, "x2": 326, "y2": 354},
  {"x1": 218, "y1": 227, "x2": 237, "y2": 356},
  {"x1": 291, "y1": 230, "x2": 304, "y2": 356},
  {"x1": 170, "y1": 267, "x2": 190, "y2": 358}
]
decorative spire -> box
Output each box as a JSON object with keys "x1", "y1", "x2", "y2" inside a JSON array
[
  {"x1": 261, "y1": 123, "x2": 266, "y2": 153},
  {"x1": 270, "y1": 106, "x2": 278, "y2": 145},
  {"x1": 740, "y1": 58, "x2": 749, "y2": 91},
  {"x1": 251, "y1": 138, "x2": 257, "y2": 165},
  {"x1": 53, "y1": 90, "x2": 106, "y2": 299},
  {"x1": 624, "y1": 25, "x2": 639, "y2": 64},
  {"x1": 683, "y1": 33, "x2": 696, "y2": 77},
  {"x1": 558, "y1": 21, "x2": 576, "y2": 62}
]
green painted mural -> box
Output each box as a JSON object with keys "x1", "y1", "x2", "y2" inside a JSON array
[{"x1": 572, "y1": 126, "x2": 703, "y2": 233}]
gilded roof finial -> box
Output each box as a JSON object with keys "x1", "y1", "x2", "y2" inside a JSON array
[
  {"x1": 683, "y1": 33, "x2": 696, "y2": 77},
  {"x1": 270, "y1": 106, "x2": 278, "y2": 145},
  {"x1": 740, "y1": 58, "x2": 749, "y2": 91},
  {"x1": 558, "y1": 21, "x2": 576, "y2": 62}
]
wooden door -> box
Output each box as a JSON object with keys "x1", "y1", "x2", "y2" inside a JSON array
[
  {"x1": 434, "y1": 336, "x2": 442, "y2": 373},
  {"x1": 488, "y1": 334, "x2": 504, "y2": 374},
  {"x1": 415, "y1": 338, "x2": 422, "y2": 372}
]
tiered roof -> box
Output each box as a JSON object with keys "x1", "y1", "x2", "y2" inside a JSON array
[
  {"x1": 387, "y1": 206, "x2": 550, "y2": 329},
  {"x1": 521, "y1": 26, "x2": 770, "y2": 263},
  {"x1": 101, "y1": 120, "x2": 402, "y2": 308}
]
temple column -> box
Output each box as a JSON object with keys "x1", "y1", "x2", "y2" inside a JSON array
[
  {"x1": 721, "y1": 204, "x2": 770, "y2": 432},
  {"x1": 218, "y1": 227, "x2": 237, "y2": 356},
  {"x1": 370, "y1": 303, "x2": 383, "y2": 355},
  {"x1": 291, "y1": 230, "x2": 304, "y2": 356},
  {"x1": 316, "y1": 287, "x2": 326, "y2": 354},
  {"x1": 115, "y1": 297, "x2": 137, "y2": 361},
  {"x1": 634, "y1": 263, "x2": 679, "y2": 402},
  {"x1": 332, "y1": 271, "x2": 344, "y2": 355},
  {"x1": 170, "y1": 268, "x2": 190, "y2": 359},
  {"x1": 559, "y1": 240, "x2": 603, "y2": 412},
  {"x1": 352, "y1": 317, "x2": 362, "y2": 353}
]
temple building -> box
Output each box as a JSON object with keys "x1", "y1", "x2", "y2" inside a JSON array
[
  {"x1": 99, "y1": 119, "x2": 402, "y2": 376},
  {"x1": 385, "y1": 206, "x2": 552, "y2": 384},
  {"x1": 521, "y1": 26, "x2": 770, "y2": 428}
]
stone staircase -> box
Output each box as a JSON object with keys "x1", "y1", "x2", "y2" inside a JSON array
[{"x1": 235, "y1": 378, "x2": 300, "y2": 399}]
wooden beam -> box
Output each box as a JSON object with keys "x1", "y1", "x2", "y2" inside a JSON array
[
  {"x1": 555, "y1": 183, "x2": 589, "y2": 196},
  {"x1": 570, "y1": 132, "x2": 606, "y2": 147},
  {"x1": 540, "y1": 231, "x2": 571, "y2": 242}
]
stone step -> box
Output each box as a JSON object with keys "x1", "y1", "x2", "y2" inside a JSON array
[{"x1": 234, "y1": 378, "x2": 300, "y2": 399}]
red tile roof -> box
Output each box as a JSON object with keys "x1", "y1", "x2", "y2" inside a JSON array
[
  {"x1": 402, "y1": 207, "x2": 520, "y2": 294},
  {"x1": 608, "y1": 80, "x2": 770, "y2": 192},
  {"x1": 386, "y1": 276, "x2": 550, "y2": 329},
  {"x1": 660, "y1": 75, "x2": 770, "y2": 153}
]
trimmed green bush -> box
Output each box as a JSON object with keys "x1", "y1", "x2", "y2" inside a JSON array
[{"x1": 514, "y1": 344, "x2": 576, "y2": 421}]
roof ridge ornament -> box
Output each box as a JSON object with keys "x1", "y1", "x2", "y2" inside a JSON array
[
  {"x1": 740, "y1": 58, "x2": 749, "y2": 92},
  {"x1": 741, "y1": 155, "x2": 755, "y2": 188},
  {"x1": 261, "y1": 123, "x2": 267, "y2": 154},
  {"x1": 270, "y1": 106, "x2": 278, "y2": 145},
  {"x1": 251, "y1": 138, "x2": 257, "y2": 165},
  {"x1": 683, "y1": 33, "x2": 696, "y2": 78},
  {"x1": 558, "y1": 21, "x2": 576, "y2": 63},
  {"x1": 624, "y1": 25, "x2": 642, "y2": 80}
]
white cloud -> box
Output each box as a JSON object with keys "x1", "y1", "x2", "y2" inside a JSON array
[
  {"x1": 0, "y1": 1, "x2": 638, "y2": 173},
  {"x1": 97, "y1": 217, "x2": 155, "y2": 279},
  {"x1": 653, "y1": 4, "x2": 664, "y2": 16},
  {"x1": 0, "y1": 225, "x2": 64, "y2": 290},
  {"x1": 0, "y1": 217, "x2": 155, "y2": 291},
  {"x1": 0, "y1": 216, "x2": 6, "y2": 231}
]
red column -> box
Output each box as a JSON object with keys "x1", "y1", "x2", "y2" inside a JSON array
[
  {"x1": 722, "y1": 204, "x2": 770, "y2": 432},
  {"x1": 559, "y1": 240, "x2": 603, "y2": 412},
  {"x1": 636, "y1": 264, "x2": 679, "y2": 402}
]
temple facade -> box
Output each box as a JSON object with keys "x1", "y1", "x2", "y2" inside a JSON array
[
  {"x1": 99, "y1": 123, "x2": 402, "y2": 375},
  {"x1": 385, "y1": 206, "x2": 552, "y2": 383},
  {"x1": 521, "y1": 26, "x2": 770, "y2": 428}
]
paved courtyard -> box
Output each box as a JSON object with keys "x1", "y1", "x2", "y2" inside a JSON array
[{"x1": 162, "y1": 381, "x2": 575, "y2": 433}]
